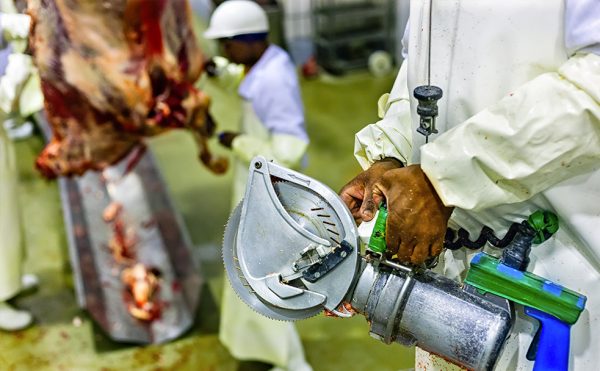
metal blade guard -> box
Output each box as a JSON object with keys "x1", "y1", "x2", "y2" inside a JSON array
[{"x1": 223, "y1": 156, "x2": 361, "y2": 320}]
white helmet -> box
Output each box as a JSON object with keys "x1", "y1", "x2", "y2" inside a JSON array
[{"x1": 204, "y1": 0, "x2": 269, "y2": 39}]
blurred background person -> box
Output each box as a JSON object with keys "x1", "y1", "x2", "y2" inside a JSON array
[
  {"x1": 203, "y1": 1, "x2": 310, "y2": 370},
  {"x1": 0, "y1": 8, "x2": 43, "y2": 331}
]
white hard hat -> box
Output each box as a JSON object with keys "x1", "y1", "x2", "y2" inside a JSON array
[{"x1": 204, "y1": 0, "x2": 269, "y2": 39}]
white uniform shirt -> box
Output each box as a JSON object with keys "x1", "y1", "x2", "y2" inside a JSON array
[
  {"x1": 354, "y1": 0, "x2": 600, "y2": 369},
  {"x1": 238, "y1": 44, "x2": 308, "y2": 143}
]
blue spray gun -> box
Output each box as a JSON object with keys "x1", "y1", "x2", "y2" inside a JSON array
[{"x1": 458, "y1": 211, "x2": 587, "y2": 370}]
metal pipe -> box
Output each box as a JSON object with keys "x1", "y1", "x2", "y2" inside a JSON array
[{"x1": 350, "y1": 260, "x2": 512, "y2": 371}]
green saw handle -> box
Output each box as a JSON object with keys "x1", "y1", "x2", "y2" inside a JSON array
[{"x1": 367, "y1": 204, "x2": 388, "y2": 254}]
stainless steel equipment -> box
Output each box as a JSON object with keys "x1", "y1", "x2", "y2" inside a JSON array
[
  {"x1": 312, "y1": 0, "x2": 396, "y2": 74},
  {"x1": 38, "y1": 116, "x2": 202, "y2": 344},
  {"x1": 223, "y1": 156, "x2": 512, "y2": 370}
]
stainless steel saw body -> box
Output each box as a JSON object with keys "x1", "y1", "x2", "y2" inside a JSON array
[{"x1": 223, "y1": 157, "x2": 360, "y2": 320}]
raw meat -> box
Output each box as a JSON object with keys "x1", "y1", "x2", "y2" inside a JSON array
[{"x1": 28, "y1": 0, "x2": 228, "y2": 178}]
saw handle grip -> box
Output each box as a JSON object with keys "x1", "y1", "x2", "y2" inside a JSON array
[
  {"x1": 525, "y1": 307, "x2": 570, "y2": 371},
  {"x1": 367, "y1": 204, "x2": 388, "y2": 254}
]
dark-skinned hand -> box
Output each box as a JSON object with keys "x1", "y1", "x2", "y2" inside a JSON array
[
  {"x1": 217, "y1": 131, "x2": 240, "y2": 149},
  {"x1": 372, "y1": 165, "x2": 453, "y2": 265},
  {"x1": 339, "y1": 158, "x2": 403, "y2": 224},
  {"x1": 203, "y1": 58, "x2": 218, "y2": 77},
  {"x1": 203, "y1": 112, "x2": 217, "y2": 137}
]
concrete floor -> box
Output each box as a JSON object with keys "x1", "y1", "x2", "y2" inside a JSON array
[{"x1": 0, "y1": 19, "x2": 415, "y2": 371}]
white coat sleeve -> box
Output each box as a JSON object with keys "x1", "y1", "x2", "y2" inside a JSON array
[
  {"x1": 354, "y1": 60, "x2": 413, "y2": 170},
  {"x1": 0, "y1": 13, "x2": 30, "y2": 42},
  {"x1": 0, "y1": 54, "x2": 33, "y2": 114},
  {"x1": 231, "y1": 133, "x2": 308, "y2": 169},
  {"x1": 421, "y1": 53, "x2": 600, "y2": 211},
  {"x1": 0, "y1": 14, "x2": 43, "y2": 117},
  {"x1": 201, "y1": 56, "x2": 245, "y2": 93}
]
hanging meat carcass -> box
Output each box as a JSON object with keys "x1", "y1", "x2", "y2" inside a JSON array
[{"x1": 28, "y1": 0, "x2": 228, "y2": 178}]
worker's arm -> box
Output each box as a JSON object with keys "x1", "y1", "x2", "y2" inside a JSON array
[
  {"x1": 0, "y1": 13, "x2": 43, "y2": 117},
  {"x1": 355, "y1": 0, "x2": 600, "y2": 211},
  {"x1": 422, "y1": 52, "x2": 600, "y2": 211},
  {"x1": 201, "y1": 56, "x2": 245, "y2": 93},
  {"x1": 231, "y1": 133, "x2": 307, "y2": 169},
  {"x1": 347, "y1": 53, "x2": 600, "y2": 263},
  {"x1": 351, "y1": 53, "x2": 600, "y2": 264},
  {"x1": 230, "y1": 71, "x2": 309, "y2": 169},
  {"x1": 340, "y1": 15, "x2": 412, "y2": 224},
  {"x1": 422, "y1": 0, "x2": 600, "y2": 211},
  {"x1": 344, "y1": 1, "x2": 600, "y2": 264},
  {"x1": 0, "y1": 13, "x2": 30, "y2": 45},
  {"x1": 340, "y1": 60, "x2": 411, "y2": 223}
]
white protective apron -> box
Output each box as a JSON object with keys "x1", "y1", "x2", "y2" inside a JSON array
[
  {"x1": 0, "y1": 122, "x2": 22, "y2": 302},
  {"x1": 404, "y1": 1, "x2": 600, "y2": 370},
  {"x1": 220, "y1": 100, "x2": 310, "y2": 371}
]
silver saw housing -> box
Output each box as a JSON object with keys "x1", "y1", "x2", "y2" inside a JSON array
[
  {"x1": 222, "y1": 156, "x2": 360, "y2": 321},
  {"x1": 222, "y1": 157, "x2": 513, "y2": 371}
]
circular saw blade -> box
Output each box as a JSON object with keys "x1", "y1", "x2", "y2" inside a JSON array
[{"x1": 223, "y1": 202, "x2": 324, "y2": 321}]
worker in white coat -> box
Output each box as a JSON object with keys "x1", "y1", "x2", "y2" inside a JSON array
[
  {"x1": 0, "y1": 10, "x2": 44, "y2": 331},
  {"x1": 203, "y1": 1, "x2": 311, "y2": 370},
  {"x1": 340, "y1": 0, "x2": 600, "y2": 370}
]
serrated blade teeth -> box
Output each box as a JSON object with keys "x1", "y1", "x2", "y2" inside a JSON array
[{"x1": 222, "y1": 202, "x2": 324, "y2": 321}]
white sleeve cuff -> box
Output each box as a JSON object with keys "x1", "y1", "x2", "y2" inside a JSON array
[
  {"x1": 354, "y1": 113, "x2": 412, "y2": 170},
  {"x1": 202, "y1": 56, "x2": 244, "y2": 93},
  {"x1": 232, "y1": 133, "x2": 308, "y2": 169},
  {"x1": 0, "y1": 14, "x2": 31, "y2": 41}
]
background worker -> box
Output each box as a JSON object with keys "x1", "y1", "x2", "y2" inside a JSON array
[
  {"x1": 203, "y1": 1, "x2": 311, "y2": 370},
  {"x1": 0, "y1": 10, "x2": 44, "y2": 331},
  {"x1": 340, "y1": 0, "x2": 600, "y2": 369}
]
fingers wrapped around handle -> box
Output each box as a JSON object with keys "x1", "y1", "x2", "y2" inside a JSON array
[{"x1": 372, "y1": 165, "x2": 453, "y2": 265}]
